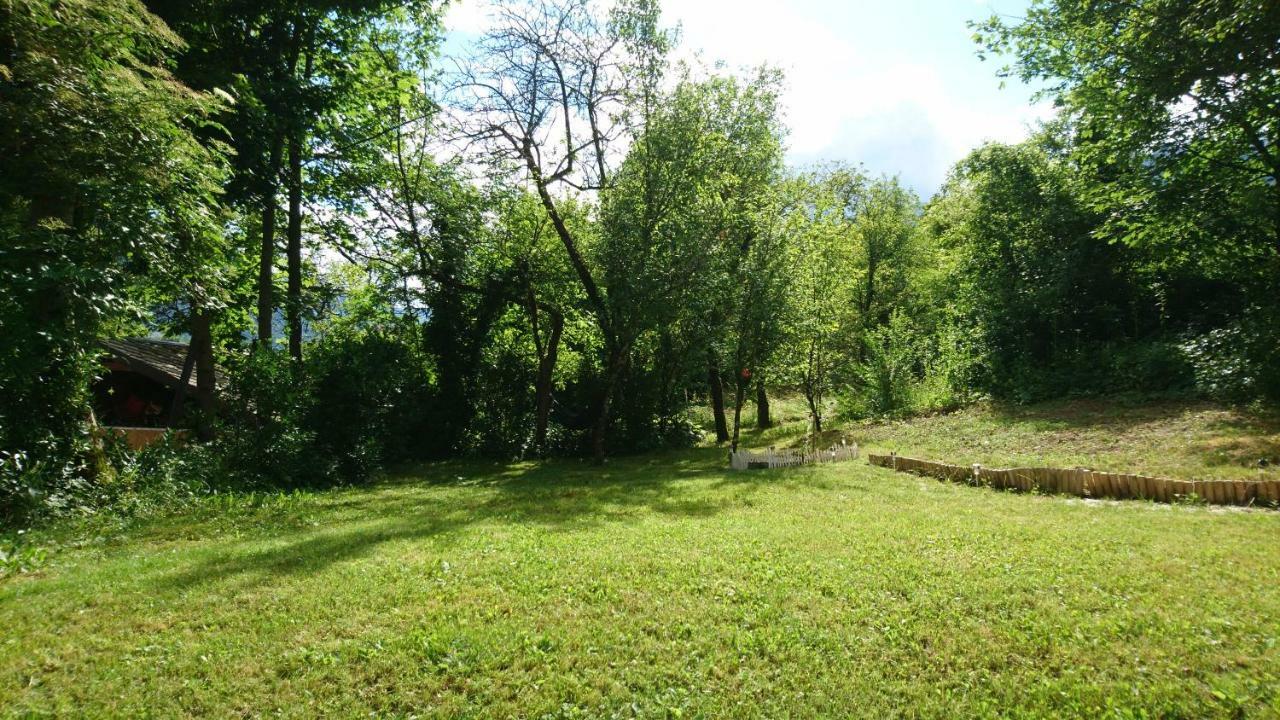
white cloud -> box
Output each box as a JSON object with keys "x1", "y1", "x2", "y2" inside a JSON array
[
  {"x1": 443, "y1": 0, "x2": 1052, "y2": 197},
  {"x1": 443, "y1": 0, "x2": 491, "y2": 35},
  {"x1": 664, "y1": 0, "x2": 1052, "y2": 196}
]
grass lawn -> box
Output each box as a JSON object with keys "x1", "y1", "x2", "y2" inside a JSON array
[{"x1": 3, "y1": 403, "x2": 1280, "y2": 717}]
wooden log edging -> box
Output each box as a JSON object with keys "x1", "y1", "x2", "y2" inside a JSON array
[
  {"x1": 730, "y1": 443, "x2": 859, "y2": 471},
  {"x1": 866, "y1": 452, "x2": 1280, "y2": 508},
  {"x1": 102, "y1": 426, "x2": 188, "y2": 451}
]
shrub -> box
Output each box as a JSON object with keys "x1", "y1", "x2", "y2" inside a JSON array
[
  {"x1": 305, "y1": 331, "x2": 434, "y2": 477},
  {"x1": 845, "y1": 312, "x2": 920, "y2": 418},
  {"x1": 1182, "y1": 307, "x2": 1280, "y2": 402},
  {"x1": 1, "y1": 432, "x2": 214, "y2": 528},
  {"x1": 214, "y1": 350, "x2": 324, "y2": 489},
  {"x1": 1103, "y1": 339, "x2": 1195, "y2": 394},
  {"x1": 215, "y1": 329, "x2": 435, "y2": 489}
]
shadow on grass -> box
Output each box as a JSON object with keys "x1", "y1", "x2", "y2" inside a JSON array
[
  {"x1": 147, "y1": 446, "x2": 835, "y2": 594},
  {"x1": 1190, "y1": 413, "x2": 1280, "y2": 469},
  {"x1": 977, "y1": 397, "x2": 1247, "y2": 431}
]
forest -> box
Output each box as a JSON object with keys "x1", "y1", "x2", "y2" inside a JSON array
[{"x1": 1, "y1": 0, "x2": 1278, "y2": 524}]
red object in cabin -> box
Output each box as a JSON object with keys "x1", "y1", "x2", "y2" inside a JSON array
[{"x1": 121, "y1": 393, "x2": 147, "y2": 423}]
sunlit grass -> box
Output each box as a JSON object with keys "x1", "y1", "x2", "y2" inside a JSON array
[
  {"x1": 3, "y1": 431, "x2": 1279, "y2": 717},
  {"x1": 716, "y1": 393, "x2": 1280, "y2": 482},
  {"x1": 845, "y1": 398, "x2": 1280, "y2": 482}
]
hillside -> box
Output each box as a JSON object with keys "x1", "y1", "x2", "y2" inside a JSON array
[{"x1": 731, "y1": 396, "x2": 1280, "y2": 483}]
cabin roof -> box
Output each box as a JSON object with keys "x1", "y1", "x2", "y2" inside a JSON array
[{"x1": 100, "y1": 338, "x2": 225, "y2": 393}]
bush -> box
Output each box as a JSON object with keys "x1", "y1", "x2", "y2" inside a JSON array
[
  {"x1": 913, "y1": 320, "x2": 983, "y2": 414},
  {"x1": 214, "y1": 350, "x2": 325, "y2": 489},
  {"x1": 215, "y1": 330, "x2": 435, "y2": 489},
  {"x1": 844, "y1": 312, "x2": 920, "y2": 418},
  {"x1": 1182, "y1": 307, "x2": 1280, "y2": 402},
  {"x1": 468, "y1": 338, "x2": 539, "y2": 457},
  {"x1": 305, "y1": 332, "x2": 434, "y2": 478},
  {"x1": 0, "y1": 448, "x2": 92, "y2": 526},
  {"x1": 1, "y1": 432, "x2": 214, "y2": 528},
  {"x1": 1103, "y1": 339, "x2": 1195, "y2": 394}
]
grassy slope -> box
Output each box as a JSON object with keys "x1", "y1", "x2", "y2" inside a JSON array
[
  {"x1": 2, "y1": 404, "x2": 1280, "y2": 717},
  {"x1": 734, "y1": 395, "x2": 1280, "y2": 482}
]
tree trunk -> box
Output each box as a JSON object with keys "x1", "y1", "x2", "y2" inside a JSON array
[
  {"x1": 591, "y1": 346, "x2": 628, "y2": 463},
  {"x1": 529, "y1": 170, "x2": 612, "y2": 340},
  {"x1": 533, "y1": 310, "x2": 563, "y2": 455},
  {"x1": 730, "y1": 372, "x2": 747, "y2": 452},
  {"x1": 707, "y1": 351, "x2": 729, "y2": 443},
  {"x1": 1272, "y1": 181, "x2": 1280, "y2": 261},
  {"x1": 167, "y1": 342, "x2": 197, "y2": 425},
  {"x1": 285, "y1": 125, "x2": 304, "y2": 362},
  {"x1": 190, "y1": 309, "x2": 217, "y2": 442},
  {"x1": 285, "y1": 34, "x2": 315, "y2": 363},
  {"x1": 755, "y1": 378, "x2": 771, "y2": 429},
  {"x1": 257, "y1": 133, "x2": 284, "y2": 346},
  {"x1": 654, "y1": 331, "x2": 678, "y2": 434},
  {"x1": 805, "y1": 388, "x2": 822, "y2": 435},
  {"x1": 805, "y1": 342, "x2": 822, "y2": 436}
]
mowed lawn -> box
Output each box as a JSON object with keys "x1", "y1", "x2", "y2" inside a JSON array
[{"x1": 3, "y1": 445, "x2": 1279, "y2": 718}]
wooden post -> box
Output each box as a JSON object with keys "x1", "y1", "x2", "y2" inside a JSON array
[{"x1": 167, "y1": 343, "x2": 198, "y2": 426}]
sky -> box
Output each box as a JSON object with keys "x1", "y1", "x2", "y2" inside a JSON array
[{"x1": 444, "y1": 0, "x2": 1053, "y2": 200}]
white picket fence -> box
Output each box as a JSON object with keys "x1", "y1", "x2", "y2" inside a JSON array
[{"x1": 730, "y1": 442, "x2": 859, "y2": 470}]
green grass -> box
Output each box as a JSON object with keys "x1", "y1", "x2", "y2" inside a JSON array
[{"x1": 3, "y1": 434, "x2": 1280, "y2": 717}]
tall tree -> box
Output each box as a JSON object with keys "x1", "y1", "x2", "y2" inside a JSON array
[
  {"x1": 775, "y1": 171, "x2": 858, "y2": 437},
  {"x1": 454, "y1": 0, "x2": 672, "y2": 460},
  {"x1": 975, "y1": 0, "x2": 1280, "y2": 268},
  {"x1": 851, "y1": 177, "x2": 920, "y2": 329},
  {"x1": 314, "y1": 50, "x2": 504, "y2": 454},
  {"x1": 148, "y1": 0, "x2": 447, "y2": 356},
  {"x1": 0, "y1": 0, "x2": 227, "y2": 483},
  {"x1": 924, "y1": 140, "x2": 1136, "y2": 397}
]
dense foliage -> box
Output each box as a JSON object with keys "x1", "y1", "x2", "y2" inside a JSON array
[
  {"x1": 1, "y1": 0, "x2": 1277, "y2": 524},
  {"x1": 967, "y1": 0, "x2": 1280, "y2": 400}
]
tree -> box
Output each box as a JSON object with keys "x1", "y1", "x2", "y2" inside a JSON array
[
  {"x1": 726, "y1": 190, "x2": 790, "y2": 450},
  {"x1": 923, "y1": 140, "x2": 1147, "y2": 398},
  {"x1": 318, "y1": 116, "x2": 507, "y2": 455},
  {"x1": 775, "y1": 171, "x2": 858, "y2": 436},
  {"x1": 453, "y1": 0, "x2": 672, "y2": 460},
  {"x1": 595, "y1": 66, "x2": 785, "y2": 450},
  {"x1": 493, "y1": 192, "x2": 590, "y2": 454},
  {"x1": 0, "y1": 0, "x2": 227, "y2": 502},
  {"x1": 850, "y1": 177, "x2": 920, "y2": 330},
  {"x1": 149, "y1": 0, "x2": 447, "y2": 358},
  {"x1": 974, "y1": 1, "x2": 1280, "y2": 400},
  {"x1": 974, "y1": 0, "x2": 1280, "y2": 272}
]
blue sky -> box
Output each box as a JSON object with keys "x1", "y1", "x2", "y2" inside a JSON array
[{"x1": 445, "y1": 0, "x2": 1051, "y2": 199}]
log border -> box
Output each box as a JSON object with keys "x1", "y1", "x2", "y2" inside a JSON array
[{"x1": 866, "y1": 452, "x2": 1280, "y2": 508}]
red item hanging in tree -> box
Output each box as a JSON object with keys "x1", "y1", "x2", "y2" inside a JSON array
[{"x1": 740, "y1": 367, "x2": 752, "y2": 380}]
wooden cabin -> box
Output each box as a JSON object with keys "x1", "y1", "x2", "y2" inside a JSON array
[{"x1": 94, "y1": 338, "x2": 223, "y2": 449}]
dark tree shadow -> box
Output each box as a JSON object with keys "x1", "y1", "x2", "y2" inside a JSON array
[
  {"x1": 147, "y1": 446, "x2": 834, "y2": 594},
  {"x1": 980, "y1": 397, "x2": 1259, "y2": 432}
]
